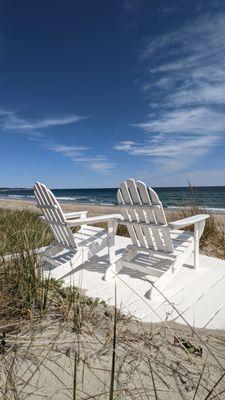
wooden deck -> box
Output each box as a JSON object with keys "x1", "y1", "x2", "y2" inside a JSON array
[{"x1": 45, "y1": 235, "x2": 225, "y2": 330}]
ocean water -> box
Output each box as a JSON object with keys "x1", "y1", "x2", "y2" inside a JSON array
[{"x1": 1, "y1": 186, "x2": 225, "y2": 212}]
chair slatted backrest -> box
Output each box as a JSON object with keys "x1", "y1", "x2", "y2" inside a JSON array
[
  {"x1": 34, "y1": 182, "x2": 76, "y2": 248},
  {"x1": 117, "y1": 179, "x2": 174, "y2": 253}
]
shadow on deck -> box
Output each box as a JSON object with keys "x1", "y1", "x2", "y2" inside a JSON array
[{"x1": 44, "y1": 235, "x2": 225, "y2": 330}]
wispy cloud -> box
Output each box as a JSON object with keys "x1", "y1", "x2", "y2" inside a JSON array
[
  {"x1": 114, "y1": 133, "x2": 219, "y2": 179},
  {"x1": 44, "y1": 141, "x2": 115, "y2": 175},
  {"x1": 43, "y1": 143, "x2": 90, "y2": 159},
  {"x1": 0, "y1": 108, "x2": 86, "y2": 135},
  {"x1": 0, "y1": 108, "x2": 114, "y2": 175},
  {"x1": 115, "y1": 133, "x2": 219, "y2": 158},
  {"x1": 135, "y1": 107, "x2": 225, "y2": 136},
  {"x1": 116, "y1": 11, "x2": 225, "y2": 178},
  {"x1": 89, "y1": 160, "x2": 115, "y2": 175}
]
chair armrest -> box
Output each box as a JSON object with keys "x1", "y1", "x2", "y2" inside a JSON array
[
  {"x1": 67, "y1": 214, "x2": 122, "y2": 227},
  {"x1": 64, "y1": 211, "x2": 88, "y2": 220},
  {"x1": 169, "y1": 214, "x2": 209, "y2": 229}
]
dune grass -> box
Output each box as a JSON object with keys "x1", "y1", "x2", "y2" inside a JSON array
[
  {"x1": 0, "y1": 207, "x2": 53, "y2": 256},
  {"x1": 1, "y1": 206, "x2": 225, "y2": 399},
  {"x1": 167, "y1": 206, "x2": 225, "y2": 259},
  {"x1": 0, "y1": 208, "x2": 101, "y2": 323}
]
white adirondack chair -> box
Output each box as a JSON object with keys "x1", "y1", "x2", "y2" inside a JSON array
[
  {"x1": 34, "y1": 182, "x2": 121, "y2": 280},
  {"x1": 104, "y1": 179, "x2": 209, "y2": 299}
]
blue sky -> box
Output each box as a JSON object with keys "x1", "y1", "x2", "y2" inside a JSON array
[{"x1": 1, "y1": 0, "x2": 225, "y2": 188}]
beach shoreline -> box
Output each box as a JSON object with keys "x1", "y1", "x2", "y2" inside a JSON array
[
  {"x1": 1, "y1": 185, "x2": 225, "y2": 214},
  {"x1": 1, "y1": 197, "x2": 225, "y2": 224},
  {"x1": 0, "y1": 197, "x2": 120, "y2": 215}
]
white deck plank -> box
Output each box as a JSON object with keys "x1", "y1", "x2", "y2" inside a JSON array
[
  {"x1": 118, "y1": 256, "x2": 218, "y2": 323},
  {"x1": 140, "y1": 257, "x2": 225, "y2": 325},
  {"x1": 44, "y1": 235, "x2": 225, "y2": 330},
  {"x1": 175, "y1": 270, "x2": 225, "y2": 327}
]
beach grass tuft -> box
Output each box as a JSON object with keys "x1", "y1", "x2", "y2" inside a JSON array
[
  {"x1": 168, "y1": 206, "x2": 225, "y2": 258},
  {"x1": 1, "y1": 206, "x2": 225, "y2": 398}
]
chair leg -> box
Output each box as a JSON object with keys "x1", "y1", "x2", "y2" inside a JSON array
[
  {"x1": 194, "y1": 222, "x2": 200, "y2": 269},
  {"x1": 194, "y1": 219, "x2": 206, "y2": 268},
  {"x1": 194, "y1": 239, "x2": 199, "y2": 269},
  {"x1": 104, "y1": 219, "x2": 119, "y2": 280},
  {"x1": 108, "y1": 219, "x2": 116, "y2": 265}
]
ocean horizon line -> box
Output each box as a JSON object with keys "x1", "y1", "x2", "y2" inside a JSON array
[
  {"x1": 1, "y1": 184, "x2": 225, "y2": 190},
  {"x1": 1, "y1": 186, "x2": 225, "y2": 211}
]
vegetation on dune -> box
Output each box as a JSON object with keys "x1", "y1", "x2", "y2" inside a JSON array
[
  {"x1": 0, "y1": 208, "x2": 53, "y2": 256},
  {"x1": 0, "y1": 206, "x2": 225, "y2": 399},
  {"x1": 1, "y1": 203, "x2": 225, "y2": 259},
  {"x1": 0, "y1": 208, "x2": 106, "y2": 322},
  {"x1": 168, "y1": 206, "x2": 225, "y2": 259}
]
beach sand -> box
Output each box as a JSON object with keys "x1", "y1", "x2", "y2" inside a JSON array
[
  {"x1": 1, "y1": 309, "x2": 225, "y2": 399},
  {"x1": 0, "y1": 197, "x2": 120, "y2": 215},
  {"x1": 1, "y1": 197, "x2": 225, "y2": 226}
]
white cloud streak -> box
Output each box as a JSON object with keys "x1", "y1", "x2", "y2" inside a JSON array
[
  {"x1": 115, "y1": 134, "x2": 219, "y2": 158},
  {"x1": 0, "y1": 108, "x2": 86, "y2": 134},
  {"x1": 116, "y1": 12, "x2": 225, "y2": 178},
  {"x1": 0, "y1": 108, "x2": 114, "y2": 175},
  {"x1": 44, "y1": 141, "x2": 115, "y2": 175},
  {"x1": 136, "y1": 108, "x2": 225, "y2": 135}
]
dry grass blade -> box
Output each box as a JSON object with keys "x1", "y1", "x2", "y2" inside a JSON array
[
  {"x1": 148, "y1": 358, "x2": 158, "y2": 400},
  {"x1": 204, "y1": 372, "x2": 225, "y2": 400},
  {"x1": 192, "y1": 362, "x2": 206, "y2": 400},
  {"x1": 73, "y1": 351, "x2": 78, "y2": 400},
  {"x1": 109, "y1": 286, "x2": 117, "y2": 400}
]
